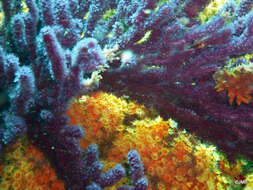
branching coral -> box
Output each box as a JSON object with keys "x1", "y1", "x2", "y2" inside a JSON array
[
  {"x1": 1, "y1": 0, "x2": 253, "y2": 189},
  {"x1": 0, "y1": 0, "x2": 148, "y2": 189},
  {"x1": 95, "y1": 0, "x2": 253, "y2": 160},
  {"x1": 0, "y1": 135, "x2": 148, "y2": 190}
]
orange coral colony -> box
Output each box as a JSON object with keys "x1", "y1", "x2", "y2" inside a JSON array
[
  {"x1": 0, "y1": 137, "x2": 65, "y2": 190},
  {"x1": 213, "y1": 63, "x2": 253, "y2": 105},
  {"x1": 67, "y1": 91, "x2": 251, "y2": 190},
  {"x1": 1, "y1": 92, "x2": 252, "y2": 190}
]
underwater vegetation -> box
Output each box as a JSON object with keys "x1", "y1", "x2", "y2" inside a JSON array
[{"x1": 0, "y1": 0, "x2": 253, "y2": 189}]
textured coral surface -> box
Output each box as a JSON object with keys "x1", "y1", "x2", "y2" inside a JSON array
[
  {"x1": 67, "y1": 92, "x2": 253, "y2": 190},
  {"x1": 214, "y1": 61, "x2": 253, "y2": 105},
  {"x1": 97, "y1": 0, "x2": 253, "y2": 160},
  {"x1": 1, "y1": 0, "x2": 253, "y2": 189},
  {"x1": 0, "y1": 137, "x2": 65, "y2": 190}
]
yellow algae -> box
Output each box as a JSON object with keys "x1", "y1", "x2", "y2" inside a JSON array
[{"x1": 199, "y1": 0, "x2": 229, "y2": 23}]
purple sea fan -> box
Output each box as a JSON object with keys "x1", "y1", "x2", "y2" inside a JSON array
[
  {"x1": 96, "y1": 0, "x2": 253, "y2": 160},
  {"x1": 72, "y1": 38, "x2": 107, "y2": 73}
]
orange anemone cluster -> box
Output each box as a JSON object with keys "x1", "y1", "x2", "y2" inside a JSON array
[
  {"x1": 109, "y1": 118, "x2": 246, "y2": 189},
  {"x1": 67, "y1": 92, "x2": 150, "y2": 151},
  {"x1": 0, "y1": 137, "x2": 65, "y2": 190},
  {"x1": 67, "y1": 91, "x2": 250, "y2": 190},
  {"x1": 213, "y1": 63, "x2": 253, "y2": 105}
]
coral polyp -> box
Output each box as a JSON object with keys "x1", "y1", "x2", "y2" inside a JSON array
[
  {"x1": 67, "y1": 92, "x2": 253, "y2": 190},
  {"x1": 0, "y1": 137, "x2": 65, "y2": 190},
  {"x1": 214, "y1": 61, "x2": 253, "y2": 105},
  {"x1": 0, "y1": 0, "x2": 253, "y2": 189}
]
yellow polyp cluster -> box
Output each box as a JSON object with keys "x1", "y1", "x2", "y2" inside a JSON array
[
  {"x1": 0, "y1": 137, "x2": 65, "y2": 190},
  {"x1": 134, "y1": 30, "x2": 152, "y2": 45},
  {"x1": 213, "y1": 64, "x2": 253, "y2": 105},
  {"x1": 219, "y1": 156, "x2": 246, "y2": 181},
  {"x1": 198, "y1": 0, "x2": 229, "y2": 23},
  {"x1": 0, "y1": 11, "x2": 4, "y2": 26},
  {"x1": 102, "y1": 9, "x2": 116, "y2": 20},
  {"x1": 67, "y1": 91, "x2": 149, "y2": 151},
  {"x1": 109, "y1": 120, "x2": 236, "y2": 189},
  {"x1": 245, "y1": 174, "x2": 253, "y2": 189},
  {"x1": 21, "y1": 0, "x2": 29, "y2": 13},
  {"x1": 67, "y1": 92, "x2": 252, "y2": 189}
]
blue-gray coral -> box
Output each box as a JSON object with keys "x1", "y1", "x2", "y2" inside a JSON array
[{"x1": 0, "y1": 0, "x2": 147, "y2": 189}]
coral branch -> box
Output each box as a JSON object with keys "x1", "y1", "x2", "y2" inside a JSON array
[{"x1": 0, "y1": 1, "x2": 148, "y2": 189}]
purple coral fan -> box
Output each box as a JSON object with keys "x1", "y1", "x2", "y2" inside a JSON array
[{"x1": 91, "y1": 0, "x2": 253, "y2": 160}]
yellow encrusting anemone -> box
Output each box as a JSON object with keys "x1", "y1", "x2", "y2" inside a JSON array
[
  {"x1": 213, "y1": 61, "x2": 253, "y2": 105},
  {"x1": 67, "y1": 92, "x2": 253, "y2": 190},
  {"x1": 0, "y1": 136, "x2": 65, "y2": 190}
]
